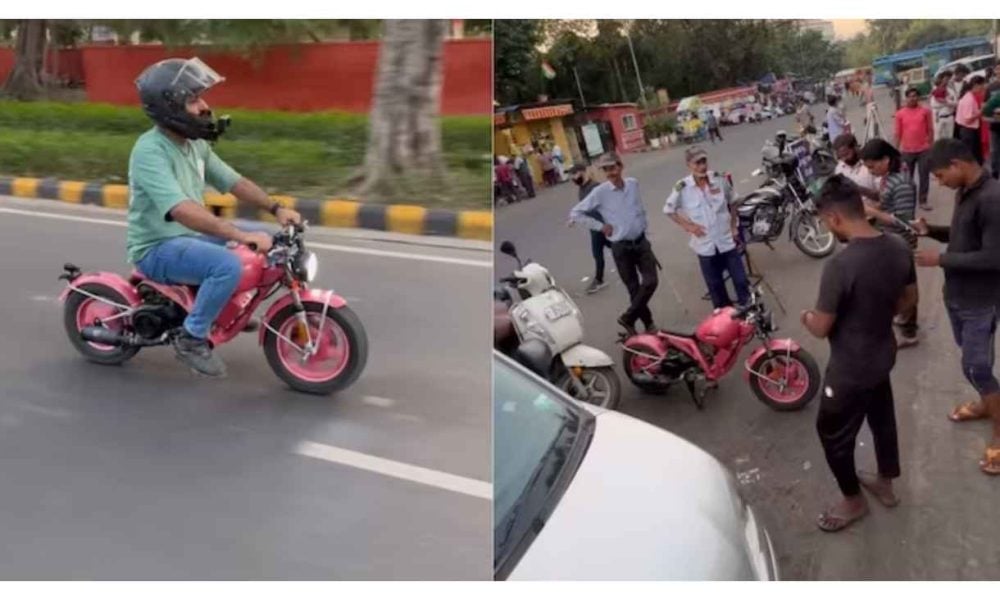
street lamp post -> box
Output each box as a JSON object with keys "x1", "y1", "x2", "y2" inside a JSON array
[{"x1": 624, "y1": 25, "x2": 646, "y2": 107}]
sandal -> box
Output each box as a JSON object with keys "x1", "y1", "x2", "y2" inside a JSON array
[
  {"x1": 816, "y1": 503, "x2": 869, "y2": 532},
  {"x1": 980, "y1": 446, "x2": 1000, "y2": 476},
  {"x1": 857, "y1": 471, "x2": 900, "y2": 508},
  {"x1": 949, "y1": 401, "x2": 989, "y2": 423}
]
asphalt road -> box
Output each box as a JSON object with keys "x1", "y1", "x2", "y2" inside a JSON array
[
  {"x1": 496, "y1": 88, "x2": 1000, "y2": 580},
  {"x1": 0, "y1": 196, "x2": 492, "y2": 580}
]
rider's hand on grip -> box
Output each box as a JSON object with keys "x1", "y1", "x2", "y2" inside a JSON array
[{"x1": 242, "y1": 231, "x2": 273, "y2": 253}]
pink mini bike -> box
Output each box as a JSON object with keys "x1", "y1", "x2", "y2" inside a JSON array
[
  {"x1": 59, "y1": 223, "x2": 367, "y2": 395},
  {"x1": 621, "y1": 286, "x2": 819, "y2": 411}
]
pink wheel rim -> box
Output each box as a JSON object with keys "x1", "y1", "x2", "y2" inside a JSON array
[
  {"x1": 75, "y1": 298, "x2": 127, "y2": 352},
  {"x1": 756, "y1": 356, "x2": 809, "y2": 404},
  {"x1": 629, "y1": 349, "x2": 658, "y2": 376},
  {"x1": 275, "y1": 311, "x2": 351, "y2": 383}
]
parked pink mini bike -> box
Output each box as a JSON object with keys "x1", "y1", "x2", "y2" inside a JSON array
[
  {"x1": 59, "y1": 223, "x2": 367, "y2": 395},
  {"x1": 621, "y1": 286, "x2": 819, "y2": 411}
]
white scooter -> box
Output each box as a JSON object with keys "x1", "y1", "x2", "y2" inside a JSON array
[{"x1": 496, "y1": 241, "x2": 622, "y2": 410}]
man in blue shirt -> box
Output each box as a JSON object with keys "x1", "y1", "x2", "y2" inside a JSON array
[{"x1": 569, "y1": 152, "x2": 659, "y2": 333}]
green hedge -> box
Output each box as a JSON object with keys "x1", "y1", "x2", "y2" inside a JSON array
[
  {"x1": 0, "y1": 101, "x2": 490, "y2": 208},
  {"x1": 0, "y1": 101, "x2": 488, "y2": 155}
]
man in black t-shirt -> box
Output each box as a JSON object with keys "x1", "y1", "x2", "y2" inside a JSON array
[{"x1": 801, "y1": 175, "x2": 918, "y2": 532}]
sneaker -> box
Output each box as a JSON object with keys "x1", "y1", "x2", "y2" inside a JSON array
[
  {"x1": 643, "y1": 321, "x2": 659, "y2": 333},
  {"x1": 172, "y1": 330, "x2": 227, "y2": 377},
  {"x1": 897, "y1": 333, "x2": 919, "y2": 349},
  {"x1": 586, "y1": 280, "x2": 608, "y2": 294}
]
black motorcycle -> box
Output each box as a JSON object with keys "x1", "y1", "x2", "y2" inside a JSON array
[{"x1": 735, "y1": 142, "x2": 836, "y2": 259}]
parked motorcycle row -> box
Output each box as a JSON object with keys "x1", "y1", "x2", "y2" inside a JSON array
[{"x1": 495, "y1": 129, "x2": 838, "y2": 413}]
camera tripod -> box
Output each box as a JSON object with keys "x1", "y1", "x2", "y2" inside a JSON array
[{"x1": 863, "y1": 101, "x2": 885, "y2": 144}]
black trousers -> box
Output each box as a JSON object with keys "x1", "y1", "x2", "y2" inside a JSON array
[
  {"x1": 816, "y1": 378, "x2": 900, "y2": 496},
  {"x1": 708, "y1": 127, "x2": 723, "y2": 143},
  {"x1": 957, "y1": 125, "x2": 984, "y2": 165},
  {"x1": 901, "y1": 150, "x2": 930, "y2": 205},
  {"x1": 610, "y1": 236, "x2": 659, "y2": 328}
]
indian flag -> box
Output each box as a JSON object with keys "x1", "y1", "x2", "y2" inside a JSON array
[{"x1": 541, "y1": 61, "x2": 556, "y2": 80}]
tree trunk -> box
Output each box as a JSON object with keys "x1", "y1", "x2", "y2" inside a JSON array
[
  {"x1": 3, "y1": 20, "x2": 47, "y2": 100},
  {"x1": 356, "y1": 19, "x2": 447, "y2": 198}
]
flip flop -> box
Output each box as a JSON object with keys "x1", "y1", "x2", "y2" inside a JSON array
[
  {"x1": 979, "y1": 446, "x2": 1000, "y2": 476},
  {"x1": 857, "y1": 471, "x2": 900, "y2": 508},
  {"x1": 949, "y1": 401, "x2": 989, "y2": 423},
  {"x1": 816, "y1": 503, "x2": 869, "y2": 533}
]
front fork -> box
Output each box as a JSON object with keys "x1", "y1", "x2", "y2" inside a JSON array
[{"x1": 744, "y1": 336, "x2": 796, "y2": 389}]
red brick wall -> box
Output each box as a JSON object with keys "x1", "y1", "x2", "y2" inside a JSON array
[
  {"x1": 78, "y1": 39, "x2": 491, "y2": 114},
  {"x1": 0, "y1": 48, "x2": 85, "y2": 85}
]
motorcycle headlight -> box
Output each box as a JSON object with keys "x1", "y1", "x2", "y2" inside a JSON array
[{"x1": 302, "y1": 251, "x2": 318, "y2": 282}]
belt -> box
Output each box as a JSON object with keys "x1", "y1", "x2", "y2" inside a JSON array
[{"x1": 612, "y1": 233, "x2": 646, "y2": 247}]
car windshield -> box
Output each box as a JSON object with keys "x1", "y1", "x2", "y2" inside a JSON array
[{"x1": 493, "y1": 355, "x2": 587, "y2": 566}]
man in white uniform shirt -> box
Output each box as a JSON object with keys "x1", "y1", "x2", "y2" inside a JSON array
[{"x1": 664, "y1": 146, "x2": 750, "y2": 309}]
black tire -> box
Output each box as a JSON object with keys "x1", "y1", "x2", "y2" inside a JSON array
[
  {"x1": 557, "y1": 366, "x2": 622, "y2": 410},
  {"x1": 791, "y1": 211, "x2": 836, "y2": 258},
  {"x1": 263, "y1": 301, "x2": 368, "y2": 395},
  {"x1": 621, "y1": 342, "x2": 671, "y2": 394},
  {"x1": 63, "y1": 283, "x2": 140, "y2": 365},
  {"x1": 747, "y1": 348, "x2": 821, "y2": 411}
]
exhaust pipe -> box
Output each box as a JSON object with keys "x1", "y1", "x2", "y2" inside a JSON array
[{"x1": 80, "y1": 326, "x2": 125, "y2": 346}]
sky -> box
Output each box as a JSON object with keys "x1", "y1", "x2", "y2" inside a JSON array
[{"x1": 832, "y1": 19, "x2": 868, "y2": 40}]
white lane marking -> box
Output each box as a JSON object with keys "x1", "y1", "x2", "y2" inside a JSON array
[
  {"x1": 14, "y1": 402, "x2": 73, "y2": 420},
  {"x1": 0, "y1": 206, "x2": 491, "y2": 269},
  {"x1": 362, "y1": 395, "x2": 396, "y2": 408},
  {"x1": 295, "y1": 440, "x2": 492, "y2": 500},
  {"x1": 308, "y1": 241, "x2": 491, "y2": 268}
]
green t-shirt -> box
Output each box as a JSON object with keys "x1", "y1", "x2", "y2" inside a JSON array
[{"x1": 125, "y1": 127, "x2": 242, "y2": 264}]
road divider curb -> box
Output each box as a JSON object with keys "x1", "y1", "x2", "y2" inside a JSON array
[{"x1": 0, "y1": 176, "x2": 492, "y2": 241}]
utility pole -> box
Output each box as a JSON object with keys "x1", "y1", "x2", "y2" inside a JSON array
[
  {"x1": 624, "y1": 24, "x2": 646, "y2": 107},
  {"x1": 994, "y1": 19, "x2": 998, "y2": 57},
  {"x1": 573, "y1": 66, "x2": 587, "y2": 106}
]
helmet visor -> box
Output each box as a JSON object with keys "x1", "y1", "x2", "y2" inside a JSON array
[{"x1": 170, "y1": 57, "x2": 225, "y2": 97}]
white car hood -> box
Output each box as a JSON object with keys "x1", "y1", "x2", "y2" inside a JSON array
[{"x1": 509, "y1": 409, "x2": 758, "y2": 581}]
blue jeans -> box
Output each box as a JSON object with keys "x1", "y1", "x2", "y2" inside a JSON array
[
  {"x1": 135, "y1": 221, "x2": 272, "y2": 339},
  {"x1": 698, "y1": 247, "x2": 751, "y2": 309},
  {"x1": 946, "y1": 302, "x2": 1000, "y2": 396}
]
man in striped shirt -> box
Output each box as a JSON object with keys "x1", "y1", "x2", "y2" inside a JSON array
[{"x1": 860, "y1": 139, "x2": 920, "y2": 348}]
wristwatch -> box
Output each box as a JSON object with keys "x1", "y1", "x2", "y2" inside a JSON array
[{"x1": 268, "y1": 201, "x2": 281, "y2": 216}]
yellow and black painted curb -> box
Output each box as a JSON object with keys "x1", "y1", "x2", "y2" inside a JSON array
[{"x1": 0, "y1": 176, "x2": 492, "y2": 241}]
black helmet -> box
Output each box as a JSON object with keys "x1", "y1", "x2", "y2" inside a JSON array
[{"x1": 135, "y1": 57, "x2": 230, "y2": 141}]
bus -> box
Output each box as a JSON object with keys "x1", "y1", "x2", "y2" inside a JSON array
[{"x1": 922, "y1": 36, "x2": 993, "y2": 77}]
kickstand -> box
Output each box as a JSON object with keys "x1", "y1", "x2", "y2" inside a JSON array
[{"x1": 684, "y1": 376, "x2": 706, "y2": 410}]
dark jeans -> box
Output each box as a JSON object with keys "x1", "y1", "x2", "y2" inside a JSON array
[
  {"x1": 946, "y1": 302, "x2": 1000, "y2": 396},
  {"x1": 957, "y1": 125, "x2": 984, "y2": 165},
  {"x1": 991, "y1": 129, "x2": 1000, "y2": 179},
  {"x1": 708, "y1": 127, "x2": 723, "y2": 143},
  {"x1": 610, "y1": 236, "x2": 659, "y2": 328},
  {"x1": 590, "y1": 230, "x2": 611, "y2": 283},
  {"x1": 817, "y1": 378, "x2": 900, "y2": 496},
  {"x1": 901, "y1": 150, "x2": 930, "y2": 205},
  {"x1": 697, "y1": 247, "x2": 750, "y2": 309},
  {"x1": 518, "y1": 170, "x2": 536, "y2": 197}
]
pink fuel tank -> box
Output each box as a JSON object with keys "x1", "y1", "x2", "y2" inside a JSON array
[{"x1": 695, "y1": 307, "x2": 742, "y2": 348}]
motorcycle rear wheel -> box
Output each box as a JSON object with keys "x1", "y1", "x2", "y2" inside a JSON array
[
  {"x1": 621, "y1": 342, "x2": 672, "y2": 394},
  {"x1": 63, "y1": 283, "x2": 140, "y2": 365},
  {"x1": 557, "y1": 366, "x2": 622, "y2": 410}
]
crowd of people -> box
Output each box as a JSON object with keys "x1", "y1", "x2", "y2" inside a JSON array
[
  {"x1": 494, "y1": 142, "x2": 571, "y2": 205},
  {"x1": 929, "y1": 62, "x2": 1000, "y2": 173},
  {"x1": 559, "y1": 79, "x2": 1000, "y2": 534}
]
